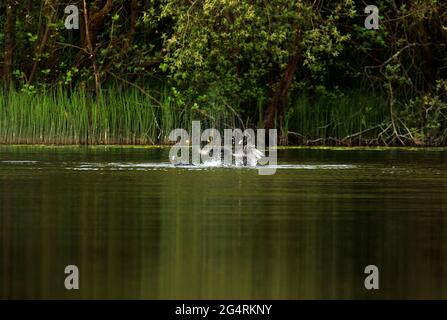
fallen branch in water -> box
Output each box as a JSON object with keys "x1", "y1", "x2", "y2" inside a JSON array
[{"x1": 341, "y1": 125, "x2": 382, "y2": 144}]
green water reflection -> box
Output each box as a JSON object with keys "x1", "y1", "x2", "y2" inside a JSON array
[{"x1": 1, "y1": 146, "x2": 447, "y2": 299}]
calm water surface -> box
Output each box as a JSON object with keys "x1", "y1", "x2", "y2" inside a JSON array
[{"x1": 1, "y1": 146, "x2": 446, "y2": 299}]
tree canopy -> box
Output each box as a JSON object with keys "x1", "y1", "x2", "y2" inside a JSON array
[{"x1": 1, "y1": 0, "x2": 446, "y2": 145}]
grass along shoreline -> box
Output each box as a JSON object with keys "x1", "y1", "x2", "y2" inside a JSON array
[
  {"x1": 3, "y1": 143, "x2": 447, "y2": 151},
  {"x1": 1, "y1": 87, "x2": 446, "y2": 147}
]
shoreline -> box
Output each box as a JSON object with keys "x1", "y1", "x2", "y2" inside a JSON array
[{"x1": 1, "y1": 144, "x2": 446, "y2": 152}]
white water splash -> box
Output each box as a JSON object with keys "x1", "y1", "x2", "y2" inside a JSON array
[
  {"x1": 0, "y1": 160, "x2": 357, "y2": 171},
  {"x1": 67, "y1": 162, "x2": 356, "y2": 171}
]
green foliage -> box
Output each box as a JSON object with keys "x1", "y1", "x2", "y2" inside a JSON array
[
  {"x1": 0, "y1": 0, "x2": 446, "y2": 145},
  {"x1": 160, "y1": 0, "x2": 355, "y2": 109},
  {"x1": 402, "y1": 80, "x2": 447, "y2": 145}
]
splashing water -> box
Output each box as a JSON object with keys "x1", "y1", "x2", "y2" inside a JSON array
[{"x1": 200, "y1": 143, "x2": 265, "y2": 167}]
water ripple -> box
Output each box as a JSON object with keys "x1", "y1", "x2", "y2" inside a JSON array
[{"x1": 68, "y1": 162, "x2": 356, "y2": 171}]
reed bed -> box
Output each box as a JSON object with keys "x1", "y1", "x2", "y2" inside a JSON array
[
  {"x1": 0, "y1": 87, "x2": 235, "y2": 145},
  {"x1": 0, "y1": 87, "x2": 389, "y2": 145},
  {"x1": 286, "y1": 92, "x2": 388, "y2": 145}
]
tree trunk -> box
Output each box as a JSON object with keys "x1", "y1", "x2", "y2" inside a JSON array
[
  {"x1": 79, "y1": 0, "x2": 113, "y2": 54},
  {"x1": 85, "y1": 0, "x2": 113, "y2": 47},
  {"x1": 77, "y1": 0, "x2": 114, "y2": 96},
  {"x1": 82, "y1": 0, "x2": 101, "y2": 98},
  {"x1": 122, "y1": 0, "x2": 139, "y2": 55},
  {"x1": 3, "y1": 0, "x2": 17, "y2": 85},
  {"x1": 27, "y1": 0, "x2": 57, "y2": 85},
  {"x1": 264, "y1": 33, "x2": 301, "y2": 143}
]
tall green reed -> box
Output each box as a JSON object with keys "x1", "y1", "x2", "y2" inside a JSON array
[
  {"x1": 1, "y1": 86, "x2": 389, "y2": 145},
  {"x1": 0, "y1": 86, "x2": 237, "y2": 145},
  {"x1": 286, "y1": 91, "x2": 388, "y2": 145}
]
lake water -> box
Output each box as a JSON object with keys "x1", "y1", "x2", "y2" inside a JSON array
[{"x1": 1, "y1": 146, "x2": 446, "y2": 299}]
